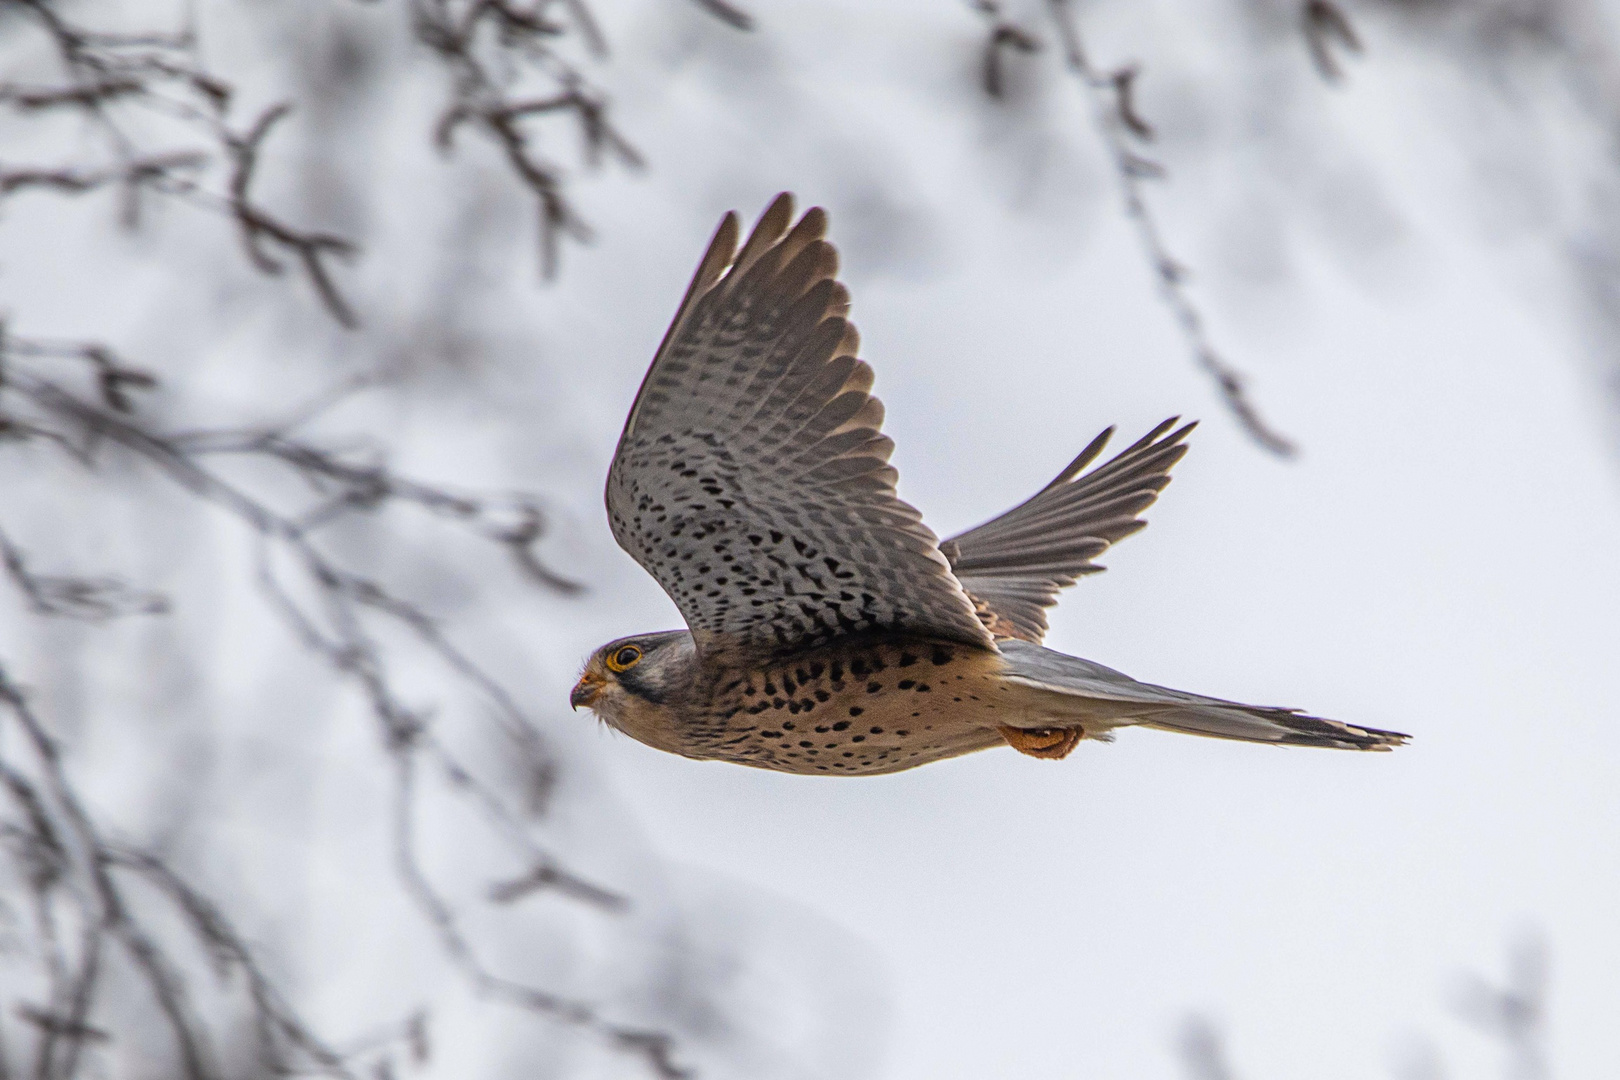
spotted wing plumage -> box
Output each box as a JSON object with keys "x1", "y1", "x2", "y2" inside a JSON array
[
  {"x1": 941, "y1": 418, "x2": 1195, "y2": 643},
  {"x1": 607, "y1": 194, "x2": 995, "y2": 656}
]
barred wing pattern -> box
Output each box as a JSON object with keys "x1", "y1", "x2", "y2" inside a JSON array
[
  {"x1": 607, "y1": 194, "x2": 995, "y2": 656},
  {"x1": 942, "y1": 418, "x2": 1195, "y2": 643}
]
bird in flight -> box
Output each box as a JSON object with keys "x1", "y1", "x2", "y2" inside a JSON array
[{"x1": 571, "y1": 193, "x2": 1406, "y2": 775}]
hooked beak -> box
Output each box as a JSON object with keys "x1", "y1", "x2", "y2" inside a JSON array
[{"x1": 570, "y1": 672, "x2": 606, "y2": 711}]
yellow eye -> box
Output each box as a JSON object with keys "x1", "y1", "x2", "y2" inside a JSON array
[{"x1": 606, "y1": 645, "x2": 642, "y2": 672}]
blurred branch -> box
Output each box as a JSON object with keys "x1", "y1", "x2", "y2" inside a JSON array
[
  {"x1": 971, "y1": 1, "x2": 1041, "y2": 100},
  {"x1": 490, "y1": 859, "x2": 627, "y2": 908},
  {"x1": 1178, "y1": 1017, "x2": 1239, "y2": 1080},
  {"x1": 1303, "y1": 1, "x2": 1363, "y2": 84},
  {"x1": 4, "y1": 0, "x2": 753, "y2": 307},
  {"x1": 0, "y1": 661, "x2": 369, "y2": 1080},
  {"x1": 0, "y1": 0, "x2": 360, "y2": 324},
  {"x1": 1456, "y1": 933, "x2": 1550, "y2": 1080},
  {"x1": 687, "y1": 0, "x2": 751, "y2": 31},
  {"x1": 0, "y1": 523, "x2": 170, "y2": 619},
  {"x1": 221, "y1": 103, "x2": 360, "y2": 327},
  {"x1": 0, "y1": 332, "x2": 686, "y2": 1078},
  {"x1": 414, "y1": 0, "x2": 751, "y2": 277},
  {"x1": 415, "y1": 0, "x2": 641, "y2": 277},
  {"x1": 1178, "y1": 937, "x2": 1554, "y2": 1080},
  {"x1": 0, "y1": 151, "x2": 208, "y2": 197},
  {"x1": 999, "y1": 0, "x2": 1302, "y2": 457}
]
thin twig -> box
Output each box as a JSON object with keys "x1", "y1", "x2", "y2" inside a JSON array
[
  {"x1": 1041, "y1": 0, "x2": 1299, "y2": 456},
  {"x1": 1179, "y1": 1017, "x2": 1239, "y2": 1080},
  {"x1": 415, "y1": 0, "x2": 641, "y2": 277},
  {"x1": 1456, "y1": 935, "x2": 1550, "y2": 1080},
  {"x1": 0, "y1": 336, "x2": 682, "y2": 1078},
  {"x1": 0, "y1": 664, "x2": 364, "y2": 1080},
  {"x1": 2, "y1": 0, "x2": 360, "y2": 324},
  {"x1": 0, "y1": 524, "x2": 169, "y2": 620},
  {"x1": 1304, "y1": 1, "x2": 1363, "y2": 84}
]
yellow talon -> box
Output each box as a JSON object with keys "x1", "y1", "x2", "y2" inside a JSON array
[{"x1": 998, "y1": 724, "x2": 1082, "y2": 759}]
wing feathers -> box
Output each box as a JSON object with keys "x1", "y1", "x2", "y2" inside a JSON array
[
  {"x1": 1041, "y1": 425, "x2": 1115, "y2": 492},
  {"x1": 607, "y1": 194, "x2": 995, "y2": 654},
  {"x1": 776, "y1": 238, "x2": 839, "y2": 299},
  {"x1": 635, "y1": 214, "x2": 739, "y2": 427},
  {"x1": 945, "y1": 419, "x2": 1196, "y2": 642},
  {"x1": 773, "y1": 204, "x2": 828, "y2": 270},
  {"x1": 730, "y1": 193, "x2": 794, "y2": 281}
]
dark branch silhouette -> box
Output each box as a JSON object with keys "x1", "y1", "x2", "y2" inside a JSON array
[
  {"x1": 1047, "y1": 0, "x2": 1299, "y2": 456},
  {"x1": 1304, "y1": 1, "x2": 1363, "y2": 84},
  {"x1": 1456, "y1": 933, "x2": 1550, "y2": 1080},
  {"x1": 1177, "y1": 938, "x2": 1555, "y2": 1080},
  {"x1": 0, "y1": 330, "x2": 687, "y2": 1078},
  {"x1": 972, "y1": 1, "x2": 1041, "y2": 101},
  {"x1": 0, "y1": 662, "x2": 372, "y2": 1080},
  {"x1": 1179, "y1": 1018, "x2": 1238, "y2": 1080},
  {"x1": 417, "y1": 0, "x2": 645, "y2": 277},
  {"x1": 0, "y1": 523, "x2": 169, "y2": 619},
  {"x1": 687, "y1": 0, "x2": 751, "y2": 32},
  {"x1": 221, "y1": 103, "x2": 360, "y2": 327},
  {"x1": 0, "y1": 0, "x2": 362, "y2": 323},
  {"x1": 966, "y1": 1, "x2": 1301, "y2": 457}
]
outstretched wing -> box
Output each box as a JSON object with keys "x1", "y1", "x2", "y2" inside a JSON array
[
  {"x1": 606, "y1": 194, "x2": 995, "y2": 656},
  {"x1": 941, "y1": 418, "x2": 1195, "y2": 643}
]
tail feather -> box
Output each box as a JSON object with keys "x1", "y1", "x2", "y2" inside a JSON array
[
  {"x1": 996, "y1": 639, "x2": 1408, "y2": 752},
  {"x1": 1136, "y1": 703, "x2": 1408, "y2": 751}
]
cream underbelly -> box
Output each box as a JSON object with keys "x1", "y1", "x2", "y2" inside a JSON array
[{"x1": 682, "y1": 639, "x2": 1086, "y2": 777}]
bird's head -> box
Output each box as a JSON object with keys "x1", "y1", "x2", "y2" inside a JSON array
[{"x1": 570, "y1": 631, "x2": 695, "y2": 737}]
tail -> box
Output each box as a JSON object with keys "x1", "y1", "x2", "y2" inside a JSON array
[{"x1": 996, "y1": 640, "x2": 1408, "y2": 751}]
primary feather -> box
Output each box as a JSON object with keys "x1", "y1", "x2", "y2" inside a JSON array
[
  {"x1": 943, "y1": 418, "x2": 1195, "y2": 642},
  {"x1": 606, "y1": 193, "x2": 994, "y2": 657}
]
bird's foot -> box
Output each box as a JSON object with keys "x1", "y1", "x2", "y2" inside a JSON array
[{"x1": 998, "y1": 724, "x2": 1082, "y2": 759}]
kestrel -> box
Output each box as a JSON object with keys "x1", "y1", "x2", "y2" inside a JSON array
[{"x1": 571, "y1": 193, "x2": 1407, "y2": 775}]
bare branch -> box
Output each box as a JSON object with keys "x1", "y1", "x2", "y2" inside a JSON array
[
  {"x1": 1043, "y1": 0, "x2": 1299, "y2": 457},
  {"x1": 0, "y1": 152, "x2": 207, "y2": 198},
  {"x1": 219, "y1": 103, "x2": 360, "y2": 326},
  {"x1": 412, "y1": 0, "x2": 708, "y2": 277},
  {"x1": 1456, "y1": 934, "x2": 1550, "y2": 1080},
  {"x1": 0, "y1": 333, "x2": 682, "y2": 1077},
  {"x1": 0, "y1": 77, "x2": 145, "y2": 110},
  {"x1": 15, "y1": 1005, "x2": 111, "y2": 1046},
  {"x1": 489, "y1": 861, "x2": 628, "y2": 909},
  {"x1": 1304, "y1": 1, "x2": 1363, "y2": 84},
  {"x1": 1178, "y1": 1017, "x2": 1240, "y2": 1080},
  {"x1": 972, "y1": 2, "x2": 1042, "y2": 100},
  {"x1": 2, "y1": 0, "x2": 359, "y2": 322},
  {"x1": 0, "y1": 662, "x2": 367, "y2": 1080},
  {"x1": 0, "y1": 525, "x2": 169, "y2": 620},
  {"x1": 688, "y1": 0, "x2": 753, "y2": 32},
  {"x1": 1111, "y1": 64, "x2": 1154, "y2": 139}
]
